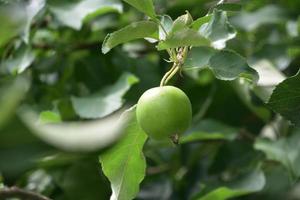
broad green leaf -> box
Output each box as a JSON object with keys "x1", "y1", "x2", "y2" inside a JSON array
[
  {"x1": 2, "y1": 45, "x2": 35, "y2": 75},
  {"x1": 180, "y1": 119, "x2": 238, "y2": 144},
  {"x1": 102, "y1": 21, "x2": 158, "y2": 54},
  {"x1": 19, "y1": 108, "x2": 129, "y2": 152},
  {"x1": 171, "y1": 11, "x2": 193, "y2": 32},
  {"x1": 157, "y1": 28, "x2": 210, "y2": 50},
  {"x1": 71, "y1": 73, "x2": 139, "y2": 119},
  {"x1": 0, "y1": 76, "x2": 29, "y2": 129},
  {"x1": 254, "y1": 132, "x2": 300, "y2": 177},
  {"x1": 49, "y1": 0, "x2": 122, "y2": 30},
  {"x1": 191, "y1": 15, "x2": 212, "y2": 30},
  {"x1": 0, "y1": 4, "x2": 27, "y2": 47},
  {"x1": 184, "y1": 47, "x2": 259, "y2": 82},
  {"x1": 199, "y1": 9, "x2": 236, "y2": 49},
  {"x1": 198, "y1": 169, "x2": 265, "y2": 200},
  {"x1": 39, "y1": 111, "x2": 61, "y2": 124},
  {"x1": 100, "y1": 107, "x2": 148, "y2": 200},
  {"x1": 231, "y1": 5, "x2": 285, "y2": 31},
  {"x1": 123, "y1": 0, "x2": 156, "y2": 18},
  {"x1": 267, "y1": 70, "x2": 300, "y2": 126},
  {"x1": 23, "y1": 0, "x2": 46, "y2": 43}
]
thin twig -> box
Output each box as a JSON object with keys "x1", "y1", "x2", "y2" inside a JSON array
[{"x1": 0, "y1": 186, "x2": 52, "y2": 200}]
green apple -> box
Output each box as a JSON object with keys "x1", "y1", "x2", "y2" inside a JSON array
[{"x1": 136, "y1": 86, "x2": 192, "y2": 140}]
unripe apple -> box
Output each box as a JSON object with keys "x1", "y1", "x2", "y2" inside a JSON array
[{"x1": 136, "y1": 86, "x2": 192, "y2": 140}]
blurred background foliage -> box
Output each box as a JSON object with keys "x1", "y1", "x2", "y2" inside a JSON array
[{"x1": 0, "y1": 0, "x2": 300, "y2": 199}]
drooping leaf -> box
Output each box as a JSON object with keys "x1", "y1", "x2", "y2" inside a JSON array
[
  {"x1": 199, "y1": 9, "x2": 236, "y2": 49},
  {"x1": 49, "y1": 0, "x2": 122, "y2": 30},
  {"x1": 71, "y1": 73, "x2": 139, "y2": 119},
  {"x1": 102, "y1": 21, "x2": 158, "y2": 54},
  {"x1": 184, "y1": 47, "x2": 258, "y2": 82},
  {"x1": 122, "y1": 0, "x2": 156, "y2": 18},
  {"x1": 197, "y1": 169, "x2": 265, "y2": 200},
  {"x1": 157, "y1": 28, "x2": 210, "y2": 50},
  {"x1": 254, "y1": 131, "x2": 300, "y2": 177},
  {"x1": 180, "y1": 119, "x2": 238, "y2": 144},
  {"x1": 267, "y1": 70, "x2": 300, "y2": 126},
  {"x1": 230, "y1": 5, "x2": 285, "y2": 31},
  {"x1": 100, "y1": 107, "x2": 148, "y2": 200}
]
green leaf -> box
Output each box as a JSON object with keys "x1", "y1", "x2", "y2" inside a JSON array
[
  {"x1": 254, "y1": 132, "x2": 300, "y2": 177},
  {"x1": 0, "y1": 5, "x2": 27, "y2": 47},
  {"x1": 100, "y1": 107, "x2": 148, "y2": 200},
  {"x1": 49, "y1": 0, "x2": 122, "y2": 30},
  {"x1": 180, "y1": 119, "x2": 238, "y2": 144},
  {"x1": 123, "y1": 0, "x2": 156, "y2": 18},
  {"x1": 157, "y1": 28, "x2": 210, "y2": 50},
  {"x1": 102, "y1": 21, "x2": 158, "y2": 54},
  {"x1": 71, "y1": 73, "x2": 139, "y2": 119},
  {"x1": 39, "y1": 111, "x2": 61, "y2": 124},
  {"x1": 198, "y1": 169, "x2": 265, "y2": 200},
  {"x1": 267, "y1": 70, "x2": 300, "y2": 126},
  {"x1": 231, "y1": 5, "x2": 285, "y2": 31},
  {"x1": 184, "y1": 47, "x2": 259, "y2": 82},
  {"x1": 191, "y1": 15, "x2": 212, "y2": 30},
  {"x1": 199, "y1": 9, "x2": 236, "y2": 49},
  {"x1": 171, "y1": 11, "x2": 193, "y2": 32}
]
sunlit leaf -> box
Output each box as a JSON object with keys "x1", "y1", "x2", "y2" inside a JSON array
[
  {"x1": 157, "y1": 28, "x2": 210, "y2": 50},
  {"x1": 102, "y1": 21, "x2": 159, "y2": 54},
  {"x1": 23, "y1": 0, "x2": 46, "y2": 43},
  {"x1": 199, "y1": 9, "x2": 236, "y2": 49}
]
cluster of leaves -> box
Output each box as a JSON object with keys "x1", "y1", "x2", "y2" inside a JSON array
[{"x1": 0, "y1": 0, "x2": 300, "y2": 200}]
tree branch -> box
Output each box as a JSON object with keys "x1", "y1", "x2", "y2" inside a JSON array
[{"x1": 0, "y1": 186, "x2": 52, "y2": 200}]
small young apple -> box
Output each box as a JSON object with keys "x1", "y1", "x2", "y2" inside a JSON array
[{"x1": 136, "y1": 86, "x2": 192, "y2": 140}]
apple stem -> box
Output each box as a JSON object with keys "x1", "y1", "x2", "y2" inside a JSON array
[{"x1": 160, "y1": 47, "x2": 189, "y2": 86}]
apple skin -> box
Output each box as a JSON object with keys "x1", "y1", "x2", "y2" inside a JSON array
[{"x1": 136, "y1": 86, "x2": 192, "y2": 140}]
